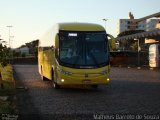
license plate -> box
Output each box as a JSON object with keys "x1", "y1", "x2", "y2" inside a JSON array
[{"x1": 83, "y1": 80, "x2": 91, "y2": 84}]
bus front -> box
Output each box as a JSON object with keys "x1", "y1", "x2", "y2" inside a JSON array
[{"x1": 56, "y1": 30, "x2": 110, "y2": 87}]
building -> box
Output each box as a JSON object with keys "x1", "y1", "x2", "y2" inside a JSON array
[
  {"x1": 146, "y1": 19, "x2": 159, "y2": 31},
  {"x1": 117, "y1": 19, "x2": 145, "y2": 34},
  {"x1": 117, "y1": 12, "x2": 160, "y2": 35},
  {"x1": 117, "y1": 19, "x2": 160, "y2": 34},
  {"x1": 19, "y1": 47, "x2": 29, "y2": 56}
]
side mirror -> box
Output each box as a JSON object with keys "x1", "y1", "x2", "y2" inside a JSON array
[{"x1": 106, "y1": 34, "x2": 116, "y2": 51}]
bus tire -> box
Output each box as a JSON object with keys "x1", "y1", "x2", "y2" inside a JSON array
[
  {"x1": 41, "y1": 67, "x2": 46, "y2": 81},
  {"x1": 41, "y1": 74, "x2": 47, "y2": 81},
  {"x1": 52, "y1": 70, "x2": 60, "y2": 89},
  {"x1": 53, "y1": 82, "x2": 60, "y2": 89},
  {"x1": 41, "y1": 66, "x2": 45, "y2": 81}
]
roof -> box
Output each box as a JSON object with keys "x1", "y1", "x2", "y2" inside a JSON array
[
  {"x1": 116, "y1": 29, "x2": 160, "y2": 41},
  {"x1": 55, "y1": 22, "x2": 105, "y2": 31}
]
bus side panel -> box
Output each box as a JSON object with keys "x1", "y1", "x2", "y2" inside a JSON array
[
  {"x1": 40, "y1": 49, "x2": 54, "y2": 80},
  {"x1": 38, "y1": 50, "x2": 43, "y2": 74},
  {"x1": 47, "y1": 49, "x2": 55, "y2": 80}
]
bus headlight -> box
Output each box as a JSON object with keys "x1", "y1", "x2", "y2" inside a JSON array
[
  {"x1": 60, "y1": 69, "x2": 72, "y2": 75},
  {"x1": 61, "y1": 79, "x2": 65, "y2": 82}
]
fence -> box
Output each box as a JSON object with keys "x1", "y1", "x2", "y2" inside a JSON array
[{"x1": 110, "y1": 51, "x2": 149, "y2": 67}]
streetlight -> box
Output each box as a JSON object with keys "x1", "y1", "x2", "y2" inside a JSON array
[
  {"x1": 134, "y1": 38, "x2": 141, "y2": 69},
  {"x1": 6, "y1": 26, "x2": 13, "y2": 48},
  {"x1": 6, "y1": 26, "x2": 13, "y2": 64},
  {"x1": 102, "y1": 18, "x2": 108, "y2": 30}
]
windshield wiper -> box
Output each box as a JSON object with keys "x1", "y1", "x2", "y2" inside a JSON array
[
  {"x1": 72, "y1": 46, "x2": 83, "y2": 67},
  {"x1": 72, "y1": 55, "x2": 80, "y2": 67},
  {"x1": 89, "y1": 52, "x2": 100, "y2": 67},
  {"x1": 86, "y1": 41, "x2": 100, "y2": 67}
]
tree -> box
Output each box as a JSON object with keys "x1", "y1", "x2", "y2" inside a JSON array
[
  {"x1": 19, "y1": 39, "x2": 39, "y2": 57},
  {"x1": 0, "y1": 41, "x2": 9, "y2": 66},
  {"x1": 13, "y1": 50, "x2": 21, "y2": 58},
  {"x1": 0, "y1": 40, "x2": 9, "y2": 89},
  {"x1": 117, "y1": 30, "x2": 145, "y2": 51},
  {"x1": 29, "y1": 39, "x2": 39, "y2": 57}
]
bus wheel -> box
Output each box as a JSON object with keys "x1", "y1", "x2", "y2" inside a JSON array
[
  {"x1": 41, "y1": 67, "x2": 44, "y2": 80},
  {"x1": 52, "y1": 70, "x2": 60, "y2": 89},
  {"x1": 41, "y1": 67, "x2": 47, "y2": 81},
  {"x1": 41, "y1": 74, "x2": 46, "y2": 81},
  {"x1": 53, "y1": 82, "x2": 60, "y2": 89}
]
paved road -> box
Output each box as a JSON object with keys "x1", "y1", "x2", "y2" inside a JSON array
[{"x1": 14, "y1": 65, "x2": 160, "y2": 120}]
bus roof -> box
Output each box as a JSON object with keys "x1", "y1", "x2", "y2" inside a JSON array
[{"x1": 55, "y1": 22, "x2": 105, "y2": 31}]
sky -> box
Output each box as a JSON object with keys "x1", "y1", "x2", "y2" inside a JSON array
[{"x1": 0, "y1": 0, "x2": 159, "y2": 48}]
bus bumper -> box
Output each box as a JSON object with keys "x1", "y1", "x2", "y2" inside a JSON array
[{"x1": 56, "y1": 74, "x2": 110, "y2": 85}]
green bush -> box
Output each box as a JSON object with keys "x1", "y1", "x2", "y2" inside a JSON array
[
  {"x1": 0, "y1": 42, "x2": 10, "y2": 66},
  {"x1": 0, "y1": 64, "x2": 16, "y2": 114}
]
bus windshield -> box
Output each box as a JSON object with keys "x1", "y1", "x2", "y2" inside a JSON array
[{"x1": 59, "y1": 31, "x2": 109, "y2": 68}]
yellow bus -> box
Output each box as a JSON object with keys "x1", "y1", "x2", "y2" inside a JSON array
[{"x1": 38, "y1": 23, "x2": 113, "y2": 89}]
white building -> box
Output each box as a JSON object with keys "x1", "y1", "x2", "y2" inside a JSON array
[
  {"x1": 146, "y1": 19, "x2": 159, "y2": 31},
  {"x1": 19, "y1": 47, "x2": 29, "y2": 55},
  {"x1": 117, "y1": 19, "x2": 159, "y2": 35}
]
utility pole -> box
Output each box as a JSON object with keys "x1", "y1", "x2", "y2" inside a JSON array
[
  {"x1": 6, "y1": 26, "x2": 13, "y2": 48},
  {"x1": 134, "y1": 38, "x2": 141, "y2": 69}
]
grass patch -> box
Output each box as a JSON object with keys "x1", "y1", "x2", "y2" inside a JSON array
[
  {"x1": 0, "y1": 81, "x2": 15, "y2": 96},
  {"x1": 0, "y1": 100, "x2": 12, "y2": 113},
  {"x1": 0, "y1": 64, "x2": 14, "y2": 81},
  {"x1": 0, "y1": 64, "x2": 16, "y2": 114}
]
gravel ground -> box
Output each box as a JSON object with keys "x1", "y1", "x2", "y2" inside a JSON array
[{"x1": 14, "y1": 65, "x2": 160, "y2": 120}]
